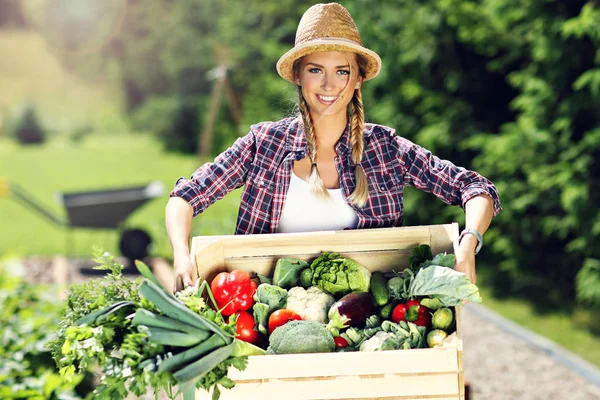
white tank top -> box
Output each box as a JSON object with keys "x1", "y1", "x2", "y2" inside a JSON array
[{"x1": 277, "y1": 173, "x2": 358, "y2": 233}]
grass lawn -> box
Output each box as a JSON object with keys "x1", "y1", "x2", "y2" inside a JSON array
[{"x1": 0, "y1": 135, "x2": 240, "y2": 259}]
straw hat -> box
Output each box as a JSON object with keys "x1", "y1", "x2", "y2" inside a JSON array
[{"x1": 276, "y1": 3, "x2": 382, "y2": 83}]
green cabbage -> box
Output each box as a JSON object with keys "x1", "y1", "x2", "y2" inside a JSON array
[{"x1": 408, "y1": 265, "x2": 482, "y2": 306}]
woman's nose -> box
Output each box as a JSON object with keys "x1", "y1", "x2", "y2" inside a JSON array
[{"x1": 321, "y1": 74, "x2": 334, "y2": 91}]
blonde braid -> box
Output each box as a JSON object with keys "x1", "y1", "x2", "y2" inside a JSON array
[
  {"x1": 298, "y1": 87, "x2": 329, "y2": 199},
  {"x1": 347, "y1": 88, "x2": 369, "y2": 208}
]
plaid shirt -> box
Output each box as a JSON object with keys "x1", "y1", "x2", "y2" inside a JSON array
[{"x1": 171, "y1": 117, "x2": 501, "y2": 234}]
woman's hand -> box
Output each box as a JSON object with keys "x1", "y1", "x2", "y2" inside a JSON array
[
  {"x1": 166, "y1": 197, "x2": 194, "y2": 293},
  {"x1": 453, "y1": 236, "x2": 477, "y2": 284},
  {"x1": 173, "y1": 251, "x2": 194, "y2": 293}
]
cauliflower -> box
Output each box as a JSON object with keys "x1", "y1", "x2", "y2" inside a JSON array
[
  {"x1": 286, "y1": 286, "x2": 335, "y2": 323},
  {"x1": 359, "y1": 331, "x2": 403, "y2": 352},
  {"x1": 266, "y1": 320, "x2": 335, "y2": 354}
]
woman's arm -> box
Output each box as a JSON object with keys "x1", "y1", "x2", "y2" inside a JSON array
[
  {"x1": 167, "y1": 128, "x2": 258, "y2": 292},
  {"x1": 454, "y1": 194, "x2": 495, "y2": 283},
  {"x1": 392, "y1": 136, "x2": 501, "y2": 283},
  {"x1": 166, "y1": 197, "x2": 194, "y2": 292},
  {"x1": 394, "y1": 135, "x2": 502, "y2": 218}
]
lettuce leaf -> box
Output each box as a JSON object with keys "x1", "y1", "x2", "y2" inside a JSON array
[
  {"x1": 408, "y1": 265, "x2": 482, "y2": 306},
  {"x1": 310, "y1": 253, "x2": 371, "y2": 296}
]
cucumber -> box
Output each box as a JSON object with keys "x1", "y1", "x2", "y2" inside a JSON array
[
  {"x1": 379, "y1": 302, "x2": 395, "y2": 320},
  {"x1": 370, "y1": 272, "x2": 389, "y2": 306}
]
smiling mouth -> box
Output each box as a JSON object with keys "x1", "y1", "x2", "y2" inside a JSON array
[{"x1": 317, "y1": 94, "x2": 339, "y2": 103}]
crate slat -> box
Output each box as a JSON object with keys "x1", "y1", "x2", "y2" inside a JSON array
[
  {"x1": 200, "y1": 373, "x2": 461, "y2": 400},
  {"x1": 223, "y1": 249, "x2": 413, "y2": 275},
  {"x1": 228, "y1": 348, "x2": 459, "y2": 380}
]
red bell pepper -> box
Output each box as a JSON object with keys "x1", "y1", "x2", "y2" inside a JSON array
[
  {"x1": 210, "y1": 270, "x2": 257, "y2": 316},
  {"x1": 391, "y1": 299, "x2": 431, "y2": 327}
]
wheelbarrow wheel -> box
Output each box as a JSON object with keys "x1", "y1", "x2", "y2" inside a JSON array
[{"x1": 119, "y1": 228, "x2": 152, "y2": 262}]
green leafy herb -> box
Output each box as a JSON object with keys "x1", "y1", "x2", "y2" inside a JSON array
[
  {"x1": 0, "y1": 264, "x2": 84, "y2": 398},
  {"x1": 51, "y1": 249, "x2": 254, "y2": 400},
  {"x1": 408, "y1": 244, "x2": 433, "y2": 273}
]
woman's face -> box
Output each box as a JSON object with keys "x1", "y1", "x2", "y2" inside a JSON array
[{"x1": 297, "y1": 51, "x2": 362, "y2": 119}]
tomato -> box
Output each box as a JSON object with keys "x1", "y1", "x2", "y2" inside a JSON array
[
  {"x1": 391, "y1": 303, "x2": 407, "y2": 323},
  {"x1": 267, "y1": 309, "x2": 302, "y2": 335},
  {"x1": 334, "y1": 336, "x2": 349, "y2": 348},
  {"x1": 235, "y1": 310, "x2": 259, "y2": 344}
]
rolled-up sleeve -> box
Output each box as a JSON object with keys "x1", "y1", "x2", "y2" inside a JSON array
[
  {"x1": 170, "y1": 129, "x2": 256, "y2": 217},
  {"x1": 395, "y1": 136, "x2": 501, "y2": 216}
]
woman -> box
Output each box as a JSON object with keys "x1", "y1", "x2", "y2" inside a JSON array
[{"x1": 167, "y1": 3, "x2": 501, "y2": 292}]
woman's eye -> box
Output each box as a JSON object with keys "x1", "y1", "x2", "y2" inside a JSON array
[
  {"x1": 338, "y1": 70, "x2": 350, "y2": 75},
  {"x1": 308, "y1": 68, "x2": 321, "y2": 74}
]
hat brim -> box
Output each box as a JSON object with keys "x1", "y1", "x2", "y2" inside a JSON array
[{"x1": 276, "y1": 39, "x2": 382, "y2": 83}]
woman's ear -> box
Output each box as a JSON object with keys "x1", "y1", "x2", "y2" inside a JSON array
[{"x1": 355, "y1": 78, "x2": 363, "y2": 90}]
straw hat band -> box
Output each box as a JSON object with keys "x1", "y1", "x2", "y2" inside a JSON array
[{"x1": 298, "y1": 37, "x2": 364, "y2": 47}]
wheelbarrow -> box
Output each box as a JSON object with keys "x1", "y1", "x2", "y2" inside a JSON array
[{"x1": 1, "y1": 178, "x2": 165, "y2": 261}]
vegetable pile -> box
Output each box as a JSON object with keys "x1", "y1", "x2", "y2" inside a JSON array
[
  {"x1": 244, "y1": 245, "x2": 481, "y2": 354},
  {"x1": 52, "y1": 245, "x2": 480, "y2": 400}
]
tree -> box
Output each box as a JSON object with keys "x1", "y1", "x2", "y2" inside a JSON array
[
  {"x1": 352, "y1": 0, "x2": 600, "y2": 309},
  {"x1": 44, "y1": 0, "x2": 600, "y2": 310}
]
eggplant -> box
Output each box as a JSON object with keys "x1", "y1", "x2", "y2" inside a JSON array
[{"x1": 328, "y1": 292, "x2": 376, "y2": 328}]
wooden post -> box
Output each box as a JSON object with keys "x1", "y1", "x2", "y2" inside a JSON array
[
  {"x1": 197, "y1": 66, "x2": 226, "y2": 159},
  {"x1": 224, "y1": 77, "x2": 241, "y2": 128},
  {"x1": 197, "y1": 45, "x2": 242, "y2": 159}
]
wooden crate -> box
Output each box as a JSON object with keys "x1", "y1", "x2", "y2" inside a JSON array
[{"x1": 191, "y1": 223, "x2": 463, "y2": 400}]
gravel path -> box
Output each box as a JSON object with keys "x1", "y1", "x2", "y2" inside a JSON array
[{"x1": 462, "y1": 304, "x2": 600, "y2": 400}]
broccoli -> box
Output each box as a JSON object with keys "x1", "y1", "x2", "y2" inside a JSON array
[{"x1": 266, "y1": 320, "x2": 335, "y2": 354}]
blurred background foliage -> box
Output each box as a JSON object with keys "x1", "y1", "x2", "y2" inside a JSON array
[{"x1": 0, "y1": 0, "x2": 599, "y2": 337}]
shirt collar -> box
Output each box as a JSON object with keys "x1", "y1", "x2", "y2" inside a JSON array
[{"x1": 285, "y1": 115, "x2": 371, "y2": 156}]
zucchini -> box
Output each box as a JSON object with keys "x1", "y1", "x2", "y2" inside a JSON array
[{"x1": 379, "y1": 301, "x2": 398, "y2": 320}]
